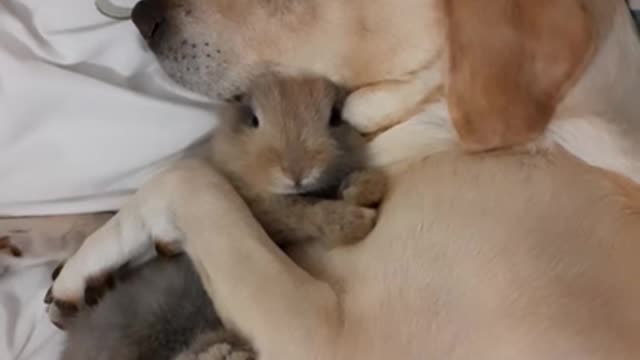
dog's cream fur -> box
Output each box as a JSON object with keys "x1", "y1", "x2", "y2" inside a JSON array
[{"x1": 42, "y1": 0, "x2": 640, "y2": 359}]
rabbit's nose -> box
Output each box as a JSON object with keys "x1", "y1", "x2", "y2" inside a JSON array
[
  {"x1": 284, "y1": 167, "x2": 305, "y2": 188},
  {"x1": 282, "y1": 163, "x2": 316, "y2": 188}
]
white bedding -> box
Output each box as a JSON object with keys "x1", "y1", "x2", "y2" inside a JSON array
[
  {"x1": 0, "y1": 1, "x2": 217, "y2": 359},
  {"x1": 0, "y1": 0, "x2": 217, "y2": 217}
]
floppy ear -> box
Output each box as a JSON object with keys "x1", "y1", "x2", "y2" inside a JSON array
[{"x1": 445, "y1": 0, "x2": 594, "y2": 151}]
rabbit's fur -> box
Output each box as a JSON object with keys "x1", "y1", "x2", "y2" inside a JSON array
[{"x1": 210, "y1": 73, "x2": 386, "y2": 248}]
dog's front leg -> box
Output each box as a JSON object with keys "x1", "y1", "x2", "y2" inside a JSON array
[{"x1": 48, "y1": 159, "x2": 342, "y2": 359}]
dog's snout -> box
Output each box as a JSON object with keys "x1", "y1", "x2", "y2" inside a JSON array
[{"x1": 131, "y1": 0, "x2": 167, "y2": 40}]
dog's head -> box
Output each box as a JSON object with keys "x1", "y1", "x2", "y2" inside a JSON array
[
  {"x1": 131, "y1": 0, "x2": 354, "y2": 100},
  {"x1": 132, "y1": 0, "x2": 596, "y2": 151}
]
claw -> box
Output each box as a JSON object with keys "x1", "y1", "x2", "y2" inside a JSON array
[
  {"x1": 51, "y1": 262, "x2": 65, "y2": 281},
  {"x1": 44, "y1": 287, "x2": 54, "y2": 304}
]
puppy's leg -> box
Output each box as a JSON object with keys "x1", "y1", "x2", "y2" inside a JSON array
[{"x1": 49, "y1": 160, "x2": 342, "y2": 359}]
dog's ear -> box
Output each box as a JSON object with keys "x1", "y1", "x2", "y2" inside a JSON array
[{"x1": 445, "y1": 0, "x2": 594, "y2": 151}]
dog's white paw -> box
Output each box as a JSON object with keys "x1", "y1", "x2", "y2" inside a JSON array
[
  {"x1": 343, "y1": 88, "x2": 402, "y2": 134},
  {"x1": 45, "y1": 209, "x2": 185, "y2": 327}
]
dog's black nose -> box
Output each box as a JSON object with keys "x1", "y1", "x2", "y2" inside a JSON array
[{"x1": 131, "y1": 0, "x2": 167, "y2": 40}]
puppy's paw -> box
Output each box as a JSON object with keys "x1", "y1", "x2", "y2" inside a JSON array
[
  {"x1": 340, "y1": 169, "x2": 388, "y2": 207},
  {"x1": 45, "y1": 237, "x2": 179, "y2": 328},
  {"x1": 0, "y1": 233, "x2": 28, "y2": 275},
  {"x1": 44, "y1": 261, "x2": 118, "y2": 329},
  {"x1": 0, "y1": 235, "x2": 24, "y2": 257},
  {"x1": 343, "y1": 87, "x2": 405, "y2": 134}
]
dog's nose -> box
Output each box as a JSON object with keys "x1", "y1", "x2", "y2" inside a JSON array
[{"x1": 131, "y1": 0, "x2": 167, "y2": 40}]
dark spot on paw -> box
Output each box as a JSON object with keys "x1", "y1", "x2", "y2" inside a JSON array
[
  {"x1": 85, "y1": 273, "x2": 116, "y2": 306},
  {"x1": 0, "y1": 235, "x2": 20, "y2": 257},
  {"x1": 9, "y1": 246, "x2": 22, "y2": 257},
  {"x1": 53, "y1": 299, "x2": 79, "y2": 317},
  {"x1": 51, "y1": 262, "x2": 65, "y2": 281},
  {"x1": 44, "y1": 287, "x2": 54, "y2": 304},
  {"x1": 155, "y1": 241, "x2": 181, "y2": 258}
]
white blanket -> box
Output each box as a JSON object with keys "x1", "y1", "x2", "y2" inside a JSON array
[
  {"x1": 0, "y1": 1, "x2": 217, "y2": 359},
  {"x1": 0, "y1": 0, "x2": 217, "y2": 217}
]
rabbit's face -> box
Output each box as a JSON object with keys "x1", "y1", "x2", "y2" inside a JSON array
[{"x1": 210, "y1": 75, "x2": 365, "y2": 195}]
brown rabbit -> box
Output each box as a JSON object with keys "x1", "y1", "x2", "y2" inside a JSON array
[{"x1": 209, "y1": 73, "x2": 387, "y2": 248}]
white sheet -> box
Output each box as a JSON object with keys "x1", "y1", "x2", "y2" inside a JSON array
[
  {"x1": 0, "y1": 1, "x2": 217, "y2": 359},
  {"x1": 0, "y1": 0, "x2": 218, "y2": 217},
  {"x1": 1, "y1": 261, "x2": 64, "y2": 360}
]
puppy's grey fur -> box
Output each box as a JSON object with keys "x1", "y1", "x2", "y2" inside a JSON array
[{"x1": 61, "y1": 255, "x2": 253, "y2": 360}]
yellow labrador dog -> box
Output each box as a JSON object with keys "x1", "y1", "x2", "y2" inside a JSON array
[{"x1": 45, "y1": 0, "x2": 640, "y2": 359}]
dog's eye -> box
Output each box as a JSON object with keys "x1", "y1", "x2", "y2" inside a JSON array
[{"x1": 329, "y1": 107, "x2": 343, "y2": 127}]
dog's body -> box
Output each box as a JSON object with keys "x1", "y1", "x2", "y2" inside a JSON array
[{"x1": 37, "y1": 0, "x2": 640, "y2": 359}]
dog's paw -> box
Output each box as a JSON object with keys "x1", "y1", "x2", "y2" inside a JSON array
[
  {"x1": 45, "y1": 234, "x2": 184, "y2": 327},
  {"x1": 44, "y1": 261, "x2": 119, "y2": 329},
  {"x1": 0, "y1": 235, "x2": 24, "y2": 257},
  {"x1": 0, "y1": 233, "x2": 28, "y2": 275},
  {"x1": 343, "y1": 87, "x2": 405, "y2": 134},
  {"x1": 340, "y1": 169, "x2": 388, "y2": 207}
]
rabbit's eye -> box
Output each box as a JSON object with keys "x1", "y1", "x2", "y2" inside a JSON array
[
  {"x1": 249, "y1": 113, "x2": 260, "y2": 128},
  {"x1": 329, "y1": 106, "x2": 343, "y2": 127},
  {"x1": 238, "y1": 105, "x2": 259, "y2": 129}
]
